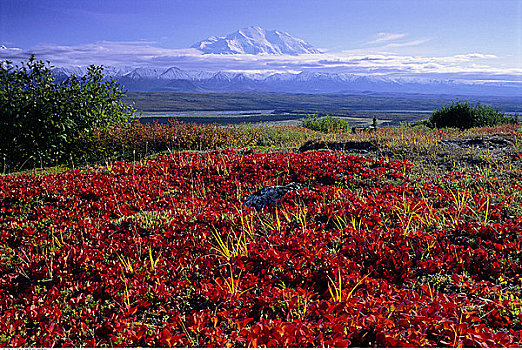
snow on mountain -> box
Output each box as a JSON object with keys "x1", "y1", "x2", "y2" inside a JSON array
[
  {"x1": 115, "y1": 67, "x2": 194, "y2": 80},
  {"x1": 0, "y1": 45, "x2": 7, "y2": 50},
  {"x1": 102, "y1": 66, "x2": 134, "y2": 77},
  {"x1": 159, "y1": 67, "x2": 192, "y2": 80},
  {"x1": 191, "y1": 26, "x2": 321, "y2": 55},
  {"x1": 241, "y1": 71, "x2": 273, "y2": 80},
  {"x1": 264, "y1": 72, "x2": 305, "y2": 82},
  {"x1": 189, "y1": 70, "x2": 216, "y2": 81},
  {"x1": 210, "y1": 71, "x2": 240, "y2": 81},
  {"x1": 51, "y1": 66, "x2": 88, "y2": 79},
  {"x1": 124, "y1": 67, "x2": 166, "y2": 80},
  {"x1": 52, "y1": 65, "x2": 136, "y2": 79}
]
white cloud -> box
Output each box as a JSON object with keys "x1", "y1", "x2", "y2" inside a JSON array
[
  {"x1": 384, "y1": 38, "x2": 433, "y2": 48},
  {"x1": 363, "y1": 32, "x2": 433, "y2": 53},
  {"x1": 453, "y1": 53, "x2": 498, "y2": 60},
  {"x1": 367, "y1": 32, "x2": 407, "y2": 45}
]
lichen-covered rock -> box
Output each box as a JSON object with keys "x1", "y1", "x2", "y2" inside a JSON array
[{"x1": 243, "y1": 182, "x2": 306, "y2": 210}]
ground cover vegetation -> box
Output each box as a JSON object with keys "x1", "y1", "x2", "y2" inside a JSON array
[
  {"x1": 77, "y1": 121, "x2": 319, "y2": 165},
  {"x1": 2, "y1": 121, "x2": 522, "y2": 346},
  {"x1": 3, "y1": 58, "x2": 522, "y2": 347}
]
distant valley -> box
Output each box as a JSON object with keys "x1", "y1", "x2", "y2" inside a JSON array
[{"x1": 123, "y1": 92, "x2": 522, "y2": 127}]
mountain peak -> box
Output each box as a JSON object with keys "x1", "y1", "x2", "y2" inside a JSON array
[
  {"x1": 191, "y1": 26, "x2": 321, "y2": 55},
  {"x1": 237, "y1": 26, "x2": 264, "y2": 36}
]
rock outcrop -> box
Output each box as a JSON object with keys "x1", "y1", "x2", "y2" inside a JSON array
[
  {"x1": 440, "y1": 135, "x2": 514, "y2": 150},
  {"x1": 243, "y1": 182, "x2": 306, "y2": 210}
]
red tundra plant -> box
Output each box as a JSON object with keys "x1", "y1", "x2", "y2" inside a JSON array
[{"x1": 0, "y1": 150, "x2": 521, "y2": 347}]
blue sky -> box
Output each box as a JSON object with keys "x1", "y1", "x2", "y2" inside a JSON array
[{"x1": 1, "y1": 0, "x2": 521, "y2": 80}]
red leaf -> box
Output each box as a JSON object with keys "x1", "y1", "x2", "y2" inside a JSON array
[{"x1": 160, "y1": 327, "x2": 173, "y2": 347}]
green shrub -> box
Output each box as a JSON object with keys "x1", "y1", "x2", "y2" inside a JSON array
[
  {"x1": 302, "y1": 114, "x2": 350, "y2": 133},
  {"x1": 255, "y1": 125, "x2": 317, "y2": 148},
  {"x1": 408, "y1": 119, "x2": 433, "y2": 129},
  {"x1": 0, "y1": 56, "x2": 135, "y2": 170},
  {"x1": 429, "y1": 100, "x2": 517, "y2": 130}
]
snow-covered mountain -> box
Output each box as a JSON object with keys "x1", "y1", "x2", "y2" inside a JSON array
[
  {"x1": 52, "y1": 66, "x2": 88, "y2": 78},
  {"x1": 124, "y1": 67, "x2": 166, "y2": 80},
  {"x1": 159, "y1": 67, "x2": 192, "y2": 80},
  {"x1": 51, "y1": 65, "x2": 522, "y2": 96},
  {"x1": 52, "y1": 65, "x2": 133, "y2": 79},
  {"x1": 191, "y1": 26, "x2": 321, "y2": 55}
]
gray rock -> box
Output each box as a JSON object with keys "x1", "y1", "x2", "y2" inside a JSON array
[
  {"x1": 243, "y1": 182, "x2": 306, "y2": 210},
  {"x1": 440, "y1": 136, "x2": 514, "y2": 150}
]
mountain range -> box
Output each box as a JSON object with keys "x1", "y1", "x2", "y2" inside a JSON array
[
  {"x1": 50, "y1": 26, "x2": 522, "y2": 96},
  {"x1": 52, "y1": 65, "x2": 522, "y2": 96}
]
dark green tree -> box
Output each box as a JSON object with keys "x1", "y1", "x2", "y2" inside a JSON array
[{"x1": 0, "y1": 56, "x2": 135, "y2": 170}]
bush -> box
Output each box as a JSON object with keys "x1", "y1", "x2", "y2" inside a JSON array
[
  {"x1": 429, "y1": 100, "x2": 517, "y2": 130},
  {"x1": 302, "y1": 114, "x2": 350, "y2": 133},
  {"x1": 0, "y1": 57, "x2": 135, "y2": 170},
  {"x1": 408, "y1": 119, "x2": 433, "y2": 129},
  {"x1": 255, "y1": 125, "x2": 318, "y2": 148}
]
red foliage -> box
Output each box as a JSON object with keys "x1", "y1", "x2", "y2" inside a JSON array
[{"x1": 0, "y1": 150, "x2": 521, "y2": 347}]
